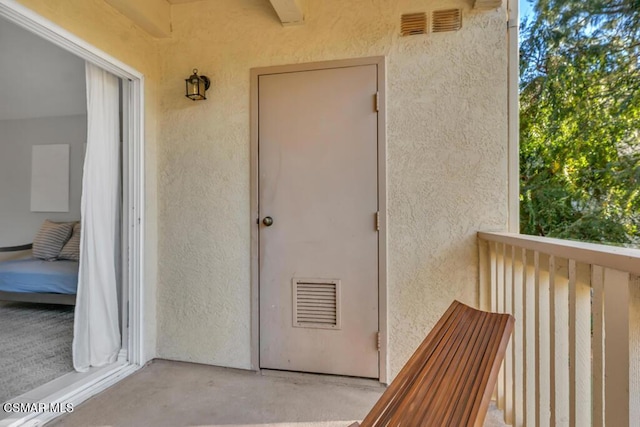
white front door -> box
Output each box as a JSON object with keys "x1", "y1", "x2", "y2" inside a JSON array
[{"x1": 258, "y1": 63, "x2": 379, "y2": 378}]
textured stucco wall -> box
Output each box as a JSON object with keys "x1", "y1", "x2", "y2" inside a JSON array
[
  {"x1": 157, "y1": 0, "x2": 508, "y2": 378},
  {"x1": 10, "y1": 0, "x2": 508, "y2": 380},
  {"x1": 15, "y1": 0, "x2": 161, "y2": 363}
]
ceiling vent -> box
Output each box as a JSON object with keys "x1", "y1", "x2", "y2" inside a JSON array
[
  {"x1": 400, "y1": 12, "x2": 428, "y2": 36},
  {"x1": 432, "y1": 9, "x2": 462, "y2": 33}
]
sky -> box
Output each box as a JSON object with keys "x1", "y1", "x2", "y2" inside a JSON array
[{"x1": 520, "y1": 0, "x2": 535, "y2": 22}]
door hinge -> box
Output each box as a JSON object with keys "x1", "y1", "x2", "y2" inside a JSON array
[
  {"x1": 374, "y1": 92, "x2": 379, "y2": 112},
  {"x1": 376, "y1": 331, "x2": 381, "y2": 351},
  {"x1": 375, "y1": 211, "x2": 380, "y2": 231}
]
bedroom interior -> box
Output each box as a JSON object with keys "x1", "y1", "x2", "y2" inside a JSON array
[{"x1": 0, "y1": 15, "x2": 125, "y2": 405}]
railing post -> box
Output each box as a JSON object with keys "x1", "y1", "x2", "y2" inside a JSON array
[
  {"x1": 490, "y1": 241, "x2": 498, "y2": 315},
  {"x1": 550, "y1": 257, "x2": 569, "y2": 427},
  {"x1": 504, "y1": 245, "x2": 514, "y2": 424},
  {"x1": 604, "y1": 268, "x2": 630, "y2": 427},
  {"x1": 512, "y1": 247, "x2": 525, "y2": 426},
  {"x1": 524, "y1": 249, "x2": 536, "y2": 427},
  {"x1": 496, "y1": 243, "x2": 505, "y2": 411},
  {"x1": 536, "y1": 252, "x2": 551, "y2": 427},
  {"x1": 489, "y1": 242, "x2": 504, "y2": 407},
  {"x1": 591, "y1": 266, "x2": 604, "y2": 427},
  {"x1": 497, "y1": 243, "x2": 505, "y2": 314},
  {"x1": 479, "y1": 239, "x2": 491, "y2": 312},
  {"x1": 568, "y1": 260, "x2": 591, "y2": 427},
  {"x1": 630, "y1": 275, "x2": 640, "y2": 424}
]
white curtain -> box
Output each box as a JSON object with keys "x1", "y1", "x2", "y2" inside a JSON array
[{"x1": 73, "y1": 62, "x2": 121, "y2": 372}]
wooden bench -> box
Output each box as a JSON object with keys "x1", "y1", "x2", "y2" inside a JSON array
[{"x1": 353, "y1": 300, "x2": 514, "y2": 427}]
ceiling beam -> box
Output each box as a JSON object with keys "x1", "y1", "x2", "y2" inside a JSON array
[
  {"x1": 105, "y1": 0, "x2": 171, "y2": 38},
  {"x1": 268, "y1": 0, "x2": 304, "y2": 26}
]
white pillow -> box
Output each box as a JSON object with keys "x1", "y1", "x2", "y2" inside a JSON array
[
  {"x1": 58, "y1": 222, "x2": 81, "y2": 261},
  {"x1": 32, "y1": 220, "x2": 74, "y2": 261}
]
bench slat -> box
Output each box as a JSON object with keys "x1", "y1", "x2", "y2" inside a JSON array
[
  {"x1": 421, "y1": 309, "x2": 491, "y2": 426},
  {"x1": 362, "y1": 302, "x2": 467, "y2": 425},
  {"x1": 467, "y1": 315, "x2": 513, "y2": 425},
  {"x1": 412, "y1": 309, "x2": 483, "y2": 425},
  {"x1": 388, "y1": 308, "x2": 474, "y2": 425},
  {"x1": 446, "y1": 312, "x2": 497, "y2": 426},
  {"x1": 358, "y1": 300, "x2": 514, "y2": 427},
  {"x1": 430, "y1": 311, "x2": 492, "y2": 426}
]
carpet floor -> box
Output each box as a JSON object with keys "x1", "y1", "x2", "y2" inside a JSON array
[{"x1": 0, "y1": 301, "x2": 74, "y2": 404}]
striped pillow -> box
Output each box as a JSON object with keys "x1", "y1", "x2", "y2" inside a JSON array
[
  {"x1": 32, "y1": 220, "x2": 74, "y2": 261},
  {"x1": 59, "y1": 222, "x2": 81, "y2": 261}
]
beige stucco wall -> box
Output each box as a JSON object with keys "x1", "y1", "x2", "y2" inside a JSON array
[
  {"x1": 157, "y1": 0, "x2": 508, "y2": 378},
  {"x1": 15, "y1": 0, "x2": 161, "y2": 363},
  {"x1": 11, "y1": 0, "x2": 508, "y2": 381}
]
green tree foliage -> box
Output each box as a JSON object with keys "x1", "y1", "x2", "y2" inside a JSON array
[{"x1": 519, "y1": 0, "x2": 640, "y2": 245}]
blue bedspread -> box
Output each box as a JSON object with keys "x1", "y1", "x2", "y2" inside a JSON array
[{"x1": 0, "y1": 259, "x2": 78, "y2": 294}]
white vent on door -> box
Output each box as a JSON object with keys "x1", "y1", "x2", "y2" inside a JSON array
[
  {"x1": 432, "y1": 9, "x2": 462, "y2": 33},
  {"x1": 293, "y1": 278, "x2": 341, "y2": 330},
  {"x1": 400, "y1": 12, "x2": 428, "y2": 36}
]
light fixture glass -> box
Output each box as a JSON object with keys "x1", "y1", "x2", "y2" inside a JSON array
[{"x1": 185, "y1": 68, "x2": 210, "y2": 101}]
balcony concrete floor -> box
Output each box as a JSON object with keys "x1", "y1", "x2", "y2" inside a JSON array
[{"x1": 47, "y1": 360, "x2": 507, "y2": 427}]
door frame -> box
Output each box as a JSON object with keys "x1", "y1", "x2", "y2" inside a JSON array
[
  {"x1": 0, "y1": 0, "x2": 146, "y2": 423},
  {"x1": 249, "y1": 56, "x2": 388, "y2": 383}
]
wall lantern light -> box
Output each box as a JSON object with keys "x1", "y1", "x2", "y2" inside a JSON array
[{"x1": 185, "y1": 68, "x2": 211, "y2": 101}]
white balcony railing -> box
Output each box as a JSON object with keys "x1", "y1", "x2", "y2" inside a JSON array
[{"x1": 478, "y1": 232, "x2": 640, "y2": 427}]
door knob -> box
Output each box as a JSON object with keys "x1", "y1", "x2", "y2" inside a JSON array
[{"x1": 263, "y1": 216, "x2": 274, "y2": 226}]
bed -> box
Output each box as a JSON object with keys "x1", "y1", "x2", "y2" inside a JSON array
[{"x1": 0, "y1": 243, "x2": 77, "y2": 305}]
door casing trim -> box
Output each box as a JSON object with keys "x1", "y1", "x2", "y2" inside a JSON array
[{"x1": 249, "y1": 56, "x2": 388, "y2": 383}]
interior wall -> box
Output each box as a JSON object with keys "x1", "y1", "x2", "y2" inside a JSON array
[
  {"x1": 0, "y1": 16, "x2": 87, "y2": 121},
  {"x1": 0, "y1": 115, "x2": 86, "y2": 246},
  {"x1": 15, "y1": 0, "x2": 161, "y2": 364},
  {"x1": 156, "y1": 0, "x2": 509, "y2": 378}
]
